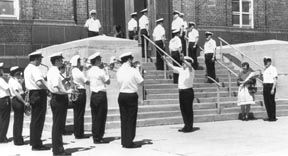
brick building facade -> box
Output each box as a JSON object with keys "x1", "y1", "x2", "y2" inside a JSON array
[{"x1": 0, "y1": 0, "x2": 288, "y2": 60}]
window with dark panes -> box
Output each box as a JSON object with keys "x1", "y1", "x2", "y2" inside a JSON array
[
  {"x1": 232, "y1": 0, "x2": 254, "y2": 28},
  {"x1": 0, "y1": 0, "x2": 19, "y2": 19}
]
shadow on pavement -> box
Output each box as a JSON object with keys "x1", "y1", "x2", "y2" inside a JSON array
[
  {"x1": 134, "y1": 139, "x2": 153, "y2": 146},
  {"x1": 65, "y1": 146, "x2": 95, "y2": 155}
]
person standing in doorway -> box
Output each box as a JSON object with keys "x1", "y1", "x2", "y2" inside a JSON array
[
  {"x1": 203, "y1": 31, "x2": 217, "y2": 83},
  {"x1": 84, "y1": 10, "x2": 102, "y2": 37},
  {"x1": 128, "y1": 12, "x2": 138, "y2": 40},
  {"x1": 186, "y1": 22, "x2": 199, "y2": 69},
  {"x1": 152, "y1": 18, "x2": 166, "y2": 70},
  {"x1": 139, "y1": 8, "x2": 150, "y2": 60}
]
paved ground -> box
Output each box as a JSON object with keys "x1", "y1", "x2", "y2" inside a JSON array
[{"x1": 1, "y1": 116, "x2": 288, "y2": 156}]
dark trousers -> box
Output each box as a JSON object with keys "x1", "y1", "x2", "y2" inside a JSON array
[
  {"x1": 140, "y1": 29, "x2": 149, "y2": 58},
  {"x1": 50, "y1": 94, "x2": 68, "y2": 154},
  {"x1": 88, "y1": 31, "x2": 99, "y2": 37},
  {"x1": 181, "y1": 34, "x2": 186, "y2": 55},
  {"x1": 73, "y1": 89, "x2": 86, "y2": 138},
  {"x1": 171, "y1": 51, "x2": 182, "y2": 84},
  {"x1": 128, "y1": 31, "x2": 137, "y2": 40},
  {"x1": 0, "y1": 96, "x2": 11, "y2": 142},
  {"x1": 12, "y1": 97, "x2": 24, "y2": 144},
  {"x1": 188, "y1": 42, "x2": 198, "y2": 69},
  {"x1": 155, "y1": 40, "x2": 165, "y2": 70},
  {"x1": 90, "y1": 91, "x2": 107, "y2": 141},
  {"x1": 118, "y1": 93, "x2": 138, "y2": 146},
  {"x1": 29, "y1": 90, "x2": 47, "y2": 147},
  {"x1": 263, "y1": 84, "x2": 277, "y2": 120},
  {"x1": 205, "y1": 53, "x2": 216, "y2": 80},
  {"x1": 179, "y1": 88, "x2": 194, "y2": 128}
]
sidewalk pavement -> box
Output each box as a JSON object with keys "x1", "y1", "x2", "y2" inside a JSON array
[{"x1": 1, "y1": 117, "x2": 288, "y2": 156}]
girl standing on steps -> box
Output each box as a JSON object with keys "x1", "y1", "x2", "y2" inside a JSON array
[{"x1": 237, "y1": 62, "x2": 257, "y2": 121}]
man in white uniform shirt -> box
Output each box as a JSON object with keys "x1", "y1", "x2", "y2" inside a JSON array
[
  {"x1": 186, "y1": 22, "x2": 199, "y2": 69},
  {"x1": 152, "y1": 18, "x2": 166, "y2": 70},
  {"x1": 70, "y1": 55, "x2": 90, "y2": 139},
  {"x1": 84, "y1": 10, "x2": 102, "y2": 37},
  {"x1": 203, "y1": 31, "x2": 217, "y2": 83},
  {"x1": 169, "y1": 29, "x2": 182, "y2": 83},
  {"x1": 117, "y1": 52, "x2": 143, "y2": 148},
  {"x1": 9, "y1": 66, "x2": 29, "y2": 145},
  {"x1": 87, "y1": 52, "x2": 110, "y2": 144},
  {"x1": 24, "y1": 51, "x2": 50, "y2": 151},
  {"x1": 139, "y1": 8, "x2": 150, "y2": 59},
  {"x1": 0, "y1": 62, "x2": 11, "y2": 143},
  {"x1": 171, "y1": 11, "x2": 183, "y2": 37},
  {"x1": 47, "y1": 53, "x2": 71, "y2": 156},
  {"x1": 262, "y1": 56, "x2": 278, "y2": 122},
  {"x1": 128, "y1": 12, "x2": 138, "y2": 40},
  {"x1": 179, "y1": 12, "x2": 187, "y2": 55},
  {"x1": 163, "y1": 56, "x2": 195, "y2": 132}
]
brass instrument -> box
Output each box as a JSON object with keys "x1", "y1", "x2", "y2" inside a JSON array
[{"x1": 62, "y1": 61, "x2": 80, "y2": 102}]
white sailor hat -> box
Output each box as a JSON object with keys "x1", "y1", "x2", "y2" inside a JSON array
[
  {"x1": 88, "y1": 52, "x2": 101, "y2": 60},
  {"x1": 119, "y1": 52, "x2": 133, "y2": 60},
  {"x1": 0, "y1": 62, "x2": 4, "y2": 68},
  {"x1": 184, "y1": 56, "x2": 194, "y2": 64},
  {"x1": 188, "y1": 21, "x2": 196, "y2": 26},
  {"x1": 130, "y1": 12, "x2": 137, "y2": 16},
  {"x1": 205, "y1": 31, "x2": 213, "y2": 35},
  {"x1": 179, "y1": 12, "x2": 184, "y2": 16},
  {"x1": 10, "y1": 66, "x2": 20, "y2": 72},
  {"x1": 70, "y1": 55, "x2": 80, "y2": 66},
  {"x1": 140, "y1": 8, "x2": 148, "y2": 13},
  {"x1": 49, "y1": 52, "x2": 64, "y2": 58},
  {"x1": 173, "y1": 10, "x2": 180, "y2": 15},
  {"x1": 156, "y1": 18, "x2": 164, "y2": 23},
  {"x1": 28, "y1": 50, "x2": 43, "y2": 57},
  {"x1": 89, "y1": 10, "x2": 97, "y2": 15},
  {"x1": 263, "y1": 56, "x2": 272, "y2": 61},
  {"x1": 172, "y1": 29, "x2": 180, "y2": 34}
]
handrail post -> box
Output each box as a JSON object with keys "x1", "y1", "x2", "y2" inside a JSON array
[
  {"x1": 217, "y1": 86, "x2": 221, "y2": 114},
  {"x1": 144, "y1": 36, "x2": 147, "y2": 62},
  {"x1": 164, "y1": 61, "x2": 167, "y2": 79},
  {"x1": 220, "y1": 41, "x2": 223, "y2": 62},
  {"x1": 228, "y1": 71, "x2": 232, "y2": 97}
]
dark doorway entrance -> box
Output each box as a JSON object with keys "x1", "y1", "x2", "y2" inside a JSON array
[{"x1": 113, "y1": 0, "x2": 126, "y2": 38}]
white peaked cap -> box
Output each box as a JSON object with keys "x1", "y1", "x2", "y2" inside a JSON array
[
  {"x1": 70, "y1": 55, "x2": 80, "y2": 66},
  {"x1": 10, "y1": 66, "x2": 20, "y2": 72},
  {"x1": 88, "y1": 52, "x2": 101, "y2": 60},
  {"x1": 119, "y1": 52, "x2": 133, "y2": 59}
]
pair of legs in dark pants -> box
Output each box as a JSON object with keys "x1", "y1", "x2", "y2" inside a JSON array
[
  {"x1": 90, "y1": 91, "x2": 107, "y2": 141},
  {"x1": 0, "y1": 96, "x2": 11, "y2": 142},
  {"x1": 171, "y1": 51, "x2": 182, "y2": 84},
  {"x1": 179, "y1": 88, "x2": 194, "y2": 130},
  {"x1": 118, "y1": 93, "x2": 138, "y2": 147},
  {"x1": 50, "y1": 94, "x2": 68, "y2": 154},
  {"x1": 140, "y1": 29, "x2": 149, "y2": 58},
  {"x1": 188, "y1": 42, "x2": 198, "y2": 69},
  {"x1": 263, "y1": 84, "x2": 277, "y2": 120},
  {"x1": 128, "y1": 31, "x2": 137, "y2": 40},
  {"x1": 205, "y1": 53, "x2": 216, "y2": 81},
  {"x1": 155, "y1": 40, "x2": 165, "y2": 70},
  {"x1": 73, "y1": 89, "x2": 86, "y2": 138},
  {"x1": 181, "y1": 34, "x2": 186, "y2": 55},
  {"x1": 29, "y1": 90, "x2": 47, "y2": 148},
  {"x1": 12, "y1": 97, "x2": 25, "y2": 145},
  {"x1": 88, "y1": 31, "x2": 99, "y2": 37}
]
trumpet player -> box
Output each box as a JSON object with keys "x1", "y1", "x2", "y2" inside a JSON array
[
  {"x1": 24, "y1": 51, "x2": 50, "y2": 151},
  {"x1": 87, "y1": 52, "x2": 110, "y2": 144},
  {"x1": 70, "y1": 55, "x2": 90, "y2": 139},
  {"x1": 47, "y1": 52, "x2": 72, "y2": 156},
  {"x1": 8, "y1": 66, "x2": 29, "y2": 145}
]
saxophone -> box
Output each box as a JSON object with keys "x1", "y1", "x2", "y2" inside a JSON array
[{"x1": 62, "y1": 61, "x2": 79, "y2": 102}]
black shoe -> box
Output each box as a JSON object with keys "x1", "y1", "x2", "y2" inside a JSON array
[
  {"x1": 14, "y1": 141, "x2": 24, "y2": 146},
  {"x1": 182, "y1": 127, "x2": 193, "y2": 133},
  {"x1": 178, "y1": 127, "x2": 185, "y2": 132},
  {"x1": 75, "y1": 135, "x2": 90, "y2": 139},
  {"x1": 32, "y1": 145, "x2": 50, "y2": 151},
  {"x1": 123, "y1": 143, "x2": 142, "y2": 148},
  {"x1": 0, "y1": 138, "x2": 9, "y2": 143},
  {"x1": 269, "y1": 118, "x2": 278, "y2": 122},
  {"x1": 93, "y1": 138, "x2": 109, "y2": 144},
  {"x1": 53, "y1": 151, "x2": 71, "y2": 156}
]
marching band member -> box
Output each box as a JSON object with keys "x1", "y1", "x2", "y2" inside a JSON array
[
  {"x1": 163, "y1": 56, "x2": 195, "y2": 132},
  {"x1": 204, "y1": 31, "x2": 217, "y2": 83},
  {"x1": 139, "y1": 8, "x2": 150, "y2": 59},
  {"x1": 47, "y1": 52, "x2": 71, "y2": 156},
  {"x1": 8, "y1": 66, "x2": 29, "y2": 145},
  {"x1": 169, "y1": 29, "x2": 182, "y2": 84},
  {"x1": 24, "y1": 51, "x2": 50, "y2": 150},
  {"x1": 87, "y1": 52, "x2": 110, "y2": 144},
  {"x1": 186, "y1": 22, "x2": 199, "y2": 69},
  {"x1": 128, "y1": 12, "x2": 138, "y2": 40},
  {"x1": 152, "y1": 18, "x2": 166, "y2": 70},
  {"x1": 116, "y1": 52, "x2": 143, "y2": 148},
  {"x1": 171, "y1": 10, "x2": 183, "y2": 39},
  {"x1": 84, "y1": 10, "x2": 102, "y2": 37},
  {"x1": 70, "y1": 55, "x2": 89, "y2": 139},
  {"x1": 0, "y1": 62, "x2": 11, "y2": 143}
]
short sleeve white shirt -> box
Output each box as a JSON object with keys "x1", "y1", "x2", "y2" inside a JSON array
[
  {"x1": 128, "y1": 18, "x2": 138, "y2": 31},
  {"x1": 87, "y1": 66, "x2": 109, "y2": 93},
  {"x1": 204, "y1": 39, "x2": 216, "y2": 54},
  {"x1": 0, "y1": 77, "x2": 10, "y2": 98},
  {"x1": 169, "y1": 36, "x2": 182, "y2": 51},
  {"x1": 8, "y1": 77, "x2": 24, "y2": 98},
  {"x1": 116, "y1": 63, "x2": 144, "y2": 93},
  {"x1": 139, "y1": 15, "x2": 149, "y2": 30},
  {"x1": 47, "y1": 66, "x2": 67, "y2": 94},
  {"x1": 72, "y1": 68, "x2": 87, "y2": 89},
  {"x1": 263, "y1": 65, "x2": 278, "y2": 83},
  {"x1": 84, "y1": 18, "x2": 102, "y2": 32},
  {"x1": 188, "y1": 29, "x2": 199, "y2": 42},
  {"x1": 24, "y1": 64, "x2": 44, "y2": 90},
  {"x1": 173, "y1": 67, "x2": 194, "y2": 89},
  {"x1": 152, "y1": 25, "x2": 165, "y2": 41},
  {"x1": 171, "y1": 17, "x2": 183, "y2": 31}
]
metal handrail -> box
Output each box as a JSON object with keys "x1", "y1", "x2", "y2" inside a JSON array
[
  {"x1": 207, "y1": 76, "x2": 223, "y2": 114},
  {"x1": 218, "y1": 37, "x2": 264, "y2": 69}
]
